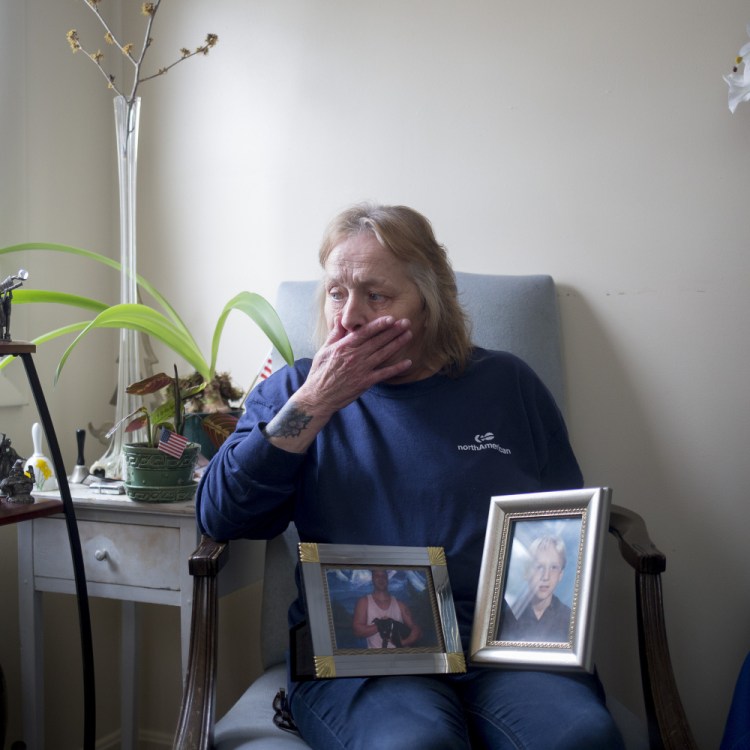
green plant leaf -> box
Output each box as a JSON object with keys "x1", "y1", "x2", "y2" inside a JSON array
[
  {"x1": 0, "y1": 242, "x2": 187, "y2": 330},
  {"x1": 13, "y1": 289, "x2": 109, "y2": 314},
  {"x1": 125, "y1": 415, "x2": 148, "y2": 433},
  {"x1": 0, "y1": 321, "x2": 94, "y2": 371},
  {"x1": 55, "y1": 304, "x2": 210, "y2": 383},
  {"x1": 150, "y1": 399, "x2": 178, "y2": 427},
  {"x1": 181, "y1": 381, "x2": 207, "y2": 401},
  {"x1": 0, "y1": 242, "x2": 122, "y2": 272},
  {"x1": 201, "y1": 412, "x2": 241, "y2": 449},
  {"x1": 105, "y1": 405, "x2": 148, "y2": 439},
  {"x1": 210, "y1": 292, "x2": 294, "y2": 377},
  {"x1": 0, "y1": 243, "x2": 295, "y2": 392},
  {"x1": 126, "y1": 372, "x2": 175, "y2": 395}
]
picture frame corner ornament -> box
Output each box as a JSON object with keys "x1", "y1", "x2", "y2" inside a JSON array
[
  {"x1": 314, "y1": 655, "x2": 336, "y2": 678},
  {"x1": 428, "y1": 546, "x2": 447, "y2": 566},
  {"x1": 299, "y1": 541, "x2": 319, "y2": 563},
  {"x1": 448, "y1": 652, "x2": 467, "y2": 673}
]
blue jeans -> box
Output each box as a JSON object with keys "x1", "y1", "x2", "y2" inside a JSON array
[{"x1": 288, "y1": 667, "x2": 625, "y2": 750}]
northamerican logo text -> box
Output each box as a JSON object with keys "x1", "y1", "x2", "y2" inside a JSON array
[{"x1": 457, "y1": 432, "x2": 511, "y2": 454}]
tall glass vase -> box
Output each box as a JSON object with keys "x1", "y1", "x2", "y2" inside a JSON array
[{"x1": 91, "y1": 96, "x2": 148, "y2": 479}]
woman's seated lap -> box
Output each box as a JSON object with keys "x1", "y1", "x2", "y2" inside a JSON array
[{"x1": 289, "y1": 668, "x2": 624, "y2": 750}]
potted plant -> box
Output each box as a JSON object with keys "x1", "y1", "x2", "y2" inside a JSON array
[
  {"x1": 111, "y1": 368, "x2": 206, "y2": 503},
  {"x1": 0, "y1": 242, "x2": 293, "y2": 473},
  {"x1": 0, "y1": 242, "x2": 294, "y2": 386},
  {"x1": 179, "y1": 370, "x2": 245, "y2": 459}
]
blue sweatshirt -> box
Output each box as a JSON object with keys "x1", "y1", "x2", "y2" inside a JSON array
[{"x1": 196, "y1": 347, "x2": 582, "y2": 648}]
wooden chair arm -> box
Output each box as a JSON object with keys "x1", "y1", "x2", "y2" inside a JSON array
[
  {"x1": 608, "y1": 505, "x2": 697, "y2": 750},
  {"x1": 608, "y1": 504, "x2": 665, "y2": 574},
  {"x1": 173, "y1": 536, "x2": 229, "y2": 750}
]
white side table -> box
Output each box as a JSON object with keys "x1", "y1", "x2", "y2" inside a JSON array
[{"x1": 18, "y1": 486, "x2": 262, "y2": 749}]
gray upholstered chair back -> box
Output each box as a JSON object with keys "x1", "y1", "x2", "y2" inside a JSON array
[{"x1": 260, "y1": 272, "x2": 565, "y2": 670}]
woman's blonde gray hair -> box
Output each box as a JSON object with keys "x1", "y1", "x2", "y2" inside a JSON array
[{"x1": 316, "y1": 203, "x2": 472, "y2": 375}]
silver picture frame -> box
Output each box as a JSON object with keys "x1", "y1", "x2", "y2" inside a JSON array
[
  {"x1": 297, "y1": 542, "x2": 465, "y2": 679},
  {"x1": 469, "y1": 487, "x2": 612, "y2": 672}
]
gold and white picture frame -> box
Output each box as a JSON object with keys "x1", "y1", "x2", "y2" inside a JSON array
[{"x1": 295, "y1": 542, "x2": 465, "y2": 679}]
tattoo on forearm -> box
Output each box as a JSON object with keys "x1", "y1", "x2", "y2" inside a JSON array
[{"x1": 266, "y1": 403, "x2": 314, "y2": 439}]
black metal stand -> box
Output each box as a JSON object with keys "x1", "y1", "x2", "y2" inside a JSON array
[{"x1": 1, "y1": 341, "x2": 96, "y2": 749}]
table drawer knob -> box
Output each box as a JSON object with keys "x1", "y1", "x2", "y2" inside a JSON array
[{"x1": 94, "y1": 549, "x2": 108, "y2": 561}]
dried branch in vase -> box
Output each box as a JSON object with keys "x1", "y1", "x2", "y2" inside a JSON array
[{"x1": 66, "y1": 0, "x2": 218, "y2": 121}]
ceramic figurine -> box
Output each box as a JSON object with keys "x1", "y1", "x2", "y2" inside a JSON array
[
  {"x1": 0, "y1": 459, "x2": 35, "y2": 503},
  {"x1": 25, "y1": 422, "x2": 58, "y2": 492},
  {"x1": 0, "y1": 433, "x2": 24, "y2": 481}
]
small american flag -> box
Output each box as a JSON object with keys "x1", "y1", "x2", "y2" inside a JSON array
[
  {"x1": 259, "y1": 352, "x2": 273, "y2": 381},
  {"x1": 158, "y1": 427, "x2": 189, "y2": 459}
]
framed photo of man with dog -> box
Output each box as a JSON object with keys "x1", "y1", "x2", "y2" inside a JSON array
[
  {"x1": 295, "y1": 542, "x2": 465, "y2": 679},
  {"x1": 469, "y1": 487, "x2": 612, "y2": 673}
]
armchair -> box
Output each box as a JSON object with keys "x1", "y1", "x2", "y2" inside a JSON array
[{"x1": 174, "y1": 273, "x2": 696, "y2": 750}]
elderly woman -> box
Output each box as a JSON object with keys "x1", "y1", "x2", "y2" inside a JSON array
[{"x1": 197, "y1": 203, "x2": 623, "y2": 749}]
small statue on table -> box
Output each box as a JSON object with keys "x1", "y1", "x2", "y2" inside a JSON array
[
  {"x1": 0, "y1": 269, "x2": 29, "y2": 341},
  {"x1": 0, "y1": 433, "x2": 25, "y2": 482},
  {"x1": 0, "y1": 459, "x2": 35, "y2": 504}
]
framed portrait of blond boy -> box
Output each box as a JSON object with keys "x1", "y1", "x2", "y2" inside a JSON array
[
  {"x1": 469, "y1": 487, "x2": 612, "y2": 672},
  {"x1": 293, "y1": 542, "x2": 465, "y2": 679}
]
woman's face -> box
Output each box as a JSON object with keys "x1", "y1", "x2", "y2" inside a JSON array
[
  {"x1": 527, "y1": 547, "x2": 564, "y2": 604},
  {"x1": 323, "y1": 232, "x2": 432, "y2": 382}
]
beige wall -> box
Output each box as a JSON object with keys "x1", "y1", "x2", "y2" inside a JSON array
[
  {"x1": 2, "y1": 0, "x2": 749, "y2": 747},
  {"x1": 0, "y1": 1, "x2": 123, "y2": 746}
]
